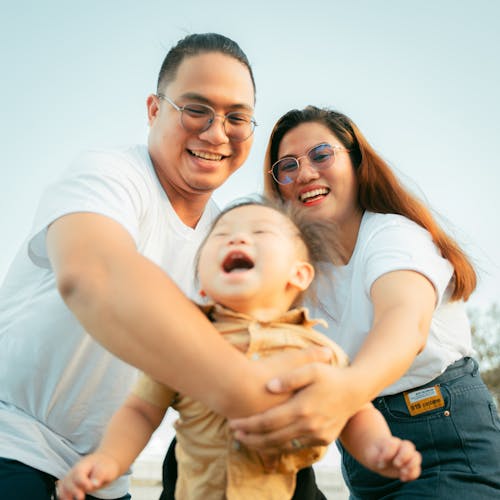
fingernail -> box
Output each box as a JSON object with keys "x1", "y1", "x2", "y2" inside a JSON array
[{"x1": 267, "y1": 378, "x2": 282, "y2": 392}]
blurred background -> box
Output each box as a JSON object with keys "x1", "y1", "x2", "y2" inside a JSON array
[{"x1": 2, "y1": 1, "x2": 499, "y2": 496}]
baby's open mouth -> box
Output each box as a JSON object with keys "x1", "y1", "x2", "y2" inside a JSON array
[{"x1": 222, "y1": 251, "x2": 254, "y2": 273}]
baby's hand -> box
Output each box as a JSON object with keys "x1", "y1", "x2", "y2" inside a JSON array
[
  {"x1": 57, "y1": 452, "x2": 120, "y2": 500},
  {"x1": 367, "y1": 437, "x2": 421, "y2": 482}
]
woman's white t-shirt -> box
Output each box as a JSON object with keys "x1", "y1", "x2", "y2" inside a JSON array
[{"x1": 310, "y1": 211, "x2": 474, "y2": 396}]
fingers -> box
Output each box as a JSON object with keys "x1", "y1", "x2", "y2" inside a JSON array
[
  {"x1": 57, "y1": 455, "x2": 117, "y2": 500},
  {"x1": 391, "y1": 440, "x2": 422, "y2": 481},
  {"x1": 57, "y1": 467, "x2": 98, "y2": 500},
  {"x1": 373, "y1": 438, "x2": 422, "y2": 481},
  {"x1": 230, "y1": 398, "x2": 299, "y2": 437},
  {"x1": 267, "y1": 362, "x2": 323, "y2": 394},
  {"x1": 230, "y1": 364, "x2": 348, "y2": 453},
  {"x1": 229, "y1": 399, "x2": 339, "y2": 452}
]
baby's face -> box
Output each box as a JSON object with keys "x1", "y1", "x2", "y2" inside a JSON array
[{"x1": 197, "y1": 205, "x2": 308, "y2": 313}]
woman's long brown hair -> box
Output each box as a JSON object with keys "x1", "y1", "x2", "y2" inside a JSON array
[{"x1": 264, "y1": 106, "x2": 476, "y2": 301}]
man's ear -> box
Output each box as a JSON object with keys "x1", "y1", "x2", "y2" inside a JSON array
[
  {"x1": 146, "y1": 94, "x2": 160, "y2": 125},
  {"x1": 288, "y1": 261, "x2": 314, "y2": 292}
]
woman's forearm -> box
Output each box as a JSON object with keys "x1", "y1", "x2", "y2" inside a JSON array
[
  {"x1": 348, "y1": 308, "x2": 425, "y2": 401},
  {"x1": 348, "y1": 271, "x2": 435, "y2": 402}
]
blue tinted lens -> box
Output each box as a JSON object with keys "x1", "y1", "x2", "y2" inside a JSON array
[
  {"x1": 309, "y1": 144, "x2": 334, "y2": 165},
  {"x1": 272, "y1": 158, "x2": 298, "y2": 184},
  {"x1": 279, "y1": 159, "x2": 299, "y2": 173},
  {"x1": 277, "y1": 159, "x2": 298, "y2": 184}
]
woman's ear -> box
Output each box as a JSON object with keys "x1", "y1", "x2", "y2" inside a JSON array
[{"x1": 288, "y1": 261, "x2": 315, "y2": 292}]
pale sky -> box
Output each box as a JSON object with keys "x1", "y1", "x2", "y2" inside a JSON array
[
  {"x1": 2, "y1": 0, "x2": 499, "y2": 471},
  {"x1": 2, "y1": 1, "x2": 499, "y2": 309},
  {"x1": 2, "y1": 1, "x2": 499, "y2": 308}
]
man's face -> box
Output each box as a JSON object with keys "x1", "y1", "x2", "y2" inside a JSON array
[{"x1": 147, "y1": 52, "x2": 255, "y2": 210}]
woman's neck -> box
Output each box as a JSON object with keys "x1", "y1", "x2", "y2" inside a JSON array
[{"x1": 338, "y1": 208, "x2": 364, "y2": 264}]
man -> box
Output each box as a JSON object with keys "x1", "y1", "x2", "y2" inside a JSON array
[{"x1": 0, "y1": 33, "x2": 328, "y2": 499}]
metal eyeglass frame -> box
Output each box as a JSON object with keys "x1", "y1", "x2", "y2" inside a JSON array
[{"x1": 157, "y1": 93, "x2": 257, "y2": 142}]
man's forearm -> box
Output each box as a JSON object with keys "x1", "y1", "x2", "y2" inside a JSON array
[{"x1": 57, "y1": 249, "x2": 285, "y2": 416}]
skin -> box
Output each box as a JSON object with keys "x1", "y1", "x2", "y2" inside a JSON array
[
  {"x1": 147, "y1": 52, "x2": 255, "y2": 228},
  {"x1": 197, "y1": 204, "x2": 314, "y2": 321},
  {"x1": 229, "y1": 121, "x2": 436, "y2": 453},
  {"x1": 58, "y1": 206, "x2": 421, "y2": 500},
  {"x1": 48, "y1": 53, "x2": 332, "y2": 421}
]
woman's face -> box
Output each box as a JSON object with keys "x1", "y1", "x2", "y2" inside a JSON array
[{"x1": 276, "y1": 121, "x2": 362, "y2": 229}]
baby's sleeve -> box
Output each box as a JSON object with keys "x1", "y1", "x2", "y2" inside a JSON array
[{"x1": 131, "y1": 372, "x2": 176, "y2": 409}]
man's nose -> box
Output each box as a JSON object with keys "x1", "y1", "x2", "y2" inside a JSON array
[{"x1": 198, "y1": 115, "x2": 230, "y2": 145}]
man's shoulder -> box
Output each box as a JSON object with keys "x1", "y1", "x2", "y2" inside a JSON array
[{"x1": 72, "y1": 144, "x2": 150, "y2": 172}]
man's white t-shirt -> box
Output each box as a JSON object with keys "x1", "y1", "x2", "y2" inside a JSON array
[
  {"x1": 0, "y1": 144, "x2": 219, "y2": 498},
  {"x1": 310, "y1": 211, "x2": 474, "y2": 396}
]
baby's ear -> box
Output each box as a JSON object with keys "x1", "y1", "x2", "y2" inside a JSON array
[{"x1": 288, "y1": 261, "x2": 314, "y2": 291}]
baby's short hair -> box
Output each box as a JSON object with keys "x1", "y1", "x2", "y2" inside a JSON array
[{"x1": 201, "y1": 196, "x2": 343, "y2": 306}]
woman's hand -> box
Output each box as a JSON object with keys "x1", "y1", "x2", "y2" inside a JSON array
[{"x1": 229, "y1": 363, "x2": 363, "y2": 453}]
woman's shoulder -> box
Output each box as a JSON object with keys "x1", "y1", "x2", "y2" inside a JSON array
[
  {"x1": 358, "y1": 211, "x2": 437, "y2": 257},
  {"x1": 361, "y1": 211, "x2": 429, "y2": 240},
  {"x1": 363, "y1": 211, "x2": 419, "y2": 230}
]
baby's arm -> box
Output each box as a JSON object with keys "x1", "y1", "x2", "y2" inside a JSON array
[
  {"x1": 58, "y1": 393, "x2": 168, "y2": 500},
  {"x1": 339, "y1": 403, "x2": 421, "y2": 482}
]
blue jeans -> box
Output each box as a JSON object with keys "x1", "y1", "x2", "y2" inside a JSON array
[
  {"x1": 0, "y1": 458, "x2": 131, "y2": 500},
  {"x1": 339, "y1": 357, "x2": 500, "y2": 499}
]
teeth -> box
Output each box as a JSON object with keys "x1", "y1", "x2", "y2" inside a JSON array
[
  {"x1": 190, "y1": 150, "x2": 224, "y2": 161},
  {"x1": 299, "y1": 188, "x2": 329, "y2": 202}
]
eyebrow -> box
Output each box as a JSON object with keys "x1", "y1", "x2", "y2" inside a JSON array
[
  {"x1": 279, "y1": 142, "x2": 336, "y2": 159},
  {"x1": 177, "y1": 92, "x2": 254, "y2": 113}
]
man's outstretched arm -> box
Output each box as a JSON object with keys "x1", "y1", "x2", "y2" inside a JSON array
[{"x1": 47, "y1": 212, "x2": 330, "y2": 418}]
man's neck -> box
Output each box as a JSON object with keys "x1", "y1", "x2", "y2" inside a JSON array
[
  {"x1": 154, "y1": 171, "x2": 212, "y2": 228},
  {"x1": 172, "y1": 196, "x2": 210, "y2": 228}
]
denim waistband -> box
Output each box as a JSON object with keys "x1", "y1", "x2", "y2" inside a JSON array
[{"x1": 376, "y1": 357, "x2": 478, "y2": 403}]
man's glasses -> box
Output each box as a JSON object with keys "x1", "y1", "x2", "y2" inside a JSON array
[
  {"x1": 268, "y1": 143, "x2": 351, "y2": 185},
  {"x1": 157, "y1": 94, "x2": 257, "y2": 142}
]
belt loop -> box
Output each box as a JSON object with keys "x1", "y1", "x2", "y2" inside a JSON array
[{"x1": 470, "y1": 357, "x2": 479, "y2": 376}]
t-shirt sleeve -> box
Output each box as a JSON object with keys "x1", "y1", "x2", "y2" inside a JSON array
[
  {"x1": 28, "y1": 149, "x2": 146, "y2": 268},
  {"x1": 132, "y1": 372, "x2": 176, "y2": 409},
  {"x1": 362, "y1": 217, "x2": 454, "y2": 306}
]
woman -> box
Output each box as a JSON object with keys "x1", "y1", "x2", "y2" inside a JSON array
[{"x1": 230, "y1": 105, "x2": 500, "y2": 498}]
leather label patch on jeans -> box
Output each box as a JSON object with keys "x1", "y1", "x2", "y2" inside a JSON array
[{"x1": 403, "y1": 385, "x2": 445, "y2": 416}]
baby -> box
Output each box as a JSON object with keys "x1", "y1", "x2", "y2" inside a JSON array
[{"x1": 59, "y1": 201, "x2": 421, "y2": 500}]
